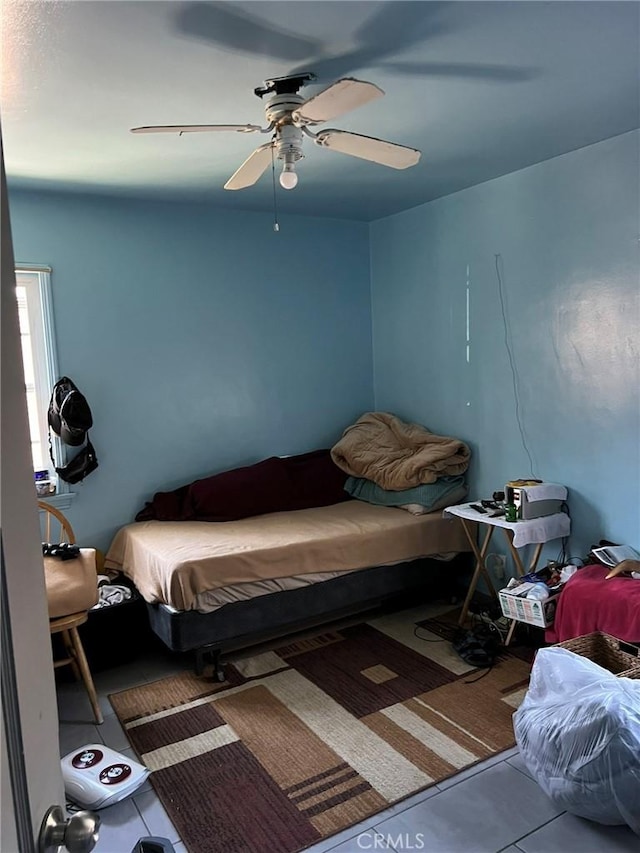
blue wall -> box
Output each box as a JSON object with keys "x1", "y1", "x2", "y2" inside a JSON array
[
  {"x1": 9, "y1": 131, "x2": 639, "y2": 566},
  {"x1": 8, "y1": 191, "x2": 373, "y2": 550},
  {"x1": 370, "y1": 130, "x2": 640, "y2": 567}
]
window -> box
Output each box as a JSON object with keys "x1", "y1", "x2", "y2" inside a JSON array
[{"x1": 15, "y1": 266, "x2": 72, "y2": 506}]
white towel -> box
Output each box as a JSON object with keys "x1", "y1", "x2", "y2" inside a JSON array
[
  {"x1": 443, "y1": 502, "x2": 570, "y2": 547},
  {"x1": 521, "y1": 483, "x2": 567, "y2": 502}
]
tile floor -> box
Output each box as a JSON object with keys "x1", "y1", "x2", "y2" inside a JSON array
[{"x1": 57, "y1": 646, "x2": 640, "y2": 853}]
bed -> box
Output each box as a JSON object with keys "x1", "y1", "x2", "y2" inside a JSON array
[{"x1": 105, "y1": 498, "x2": 473, "y2": 678}]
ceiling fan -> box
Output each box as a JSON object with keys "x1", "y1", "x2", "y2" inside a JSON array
[{"x1": 130, "y1": 74, "x2": 421, "y2": 191}]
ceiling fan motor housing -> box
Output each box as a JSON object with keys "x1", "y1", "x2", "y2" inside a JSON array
[
  {"x1": 275, "y1": 124, "x2": 304, "y2": 164},
  {"x1": 264, "y1": 93, "x2": 305, "y2": 126},
  {"x1": 263, "y1": 93, "x2": 306, "y2": 162}
]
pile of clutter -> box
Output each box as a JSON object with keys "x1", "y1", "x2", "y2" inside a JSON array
[
  {"x1": 499, "y1": 563, "x2": 582, "y2": 630},
  {"x1": 503, "y1": 562, "x2": 579, "y2": 602}
]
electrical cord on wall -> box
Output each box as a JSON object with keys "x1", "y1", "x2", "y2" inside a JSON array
[
  {"x1": 494, "y1": 253, "x2": 538, "y2": 480},
  {"x1": 555, "y1": 500, "x2": 571, "y2": 563}
]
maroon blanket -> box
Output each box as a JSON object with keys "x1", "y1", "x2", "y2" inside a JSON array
[
  {"x1": 135, "y1": 449, "x2": 349, "y2": 523},
  {"x1": 546, "y1": 564, "x2": 640, "y2": 644}
]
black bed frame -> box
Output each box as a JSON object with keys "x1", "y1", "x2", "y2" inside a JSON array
[{"x1": 146, "y1": 554, "x2": 472, "y2": 680}]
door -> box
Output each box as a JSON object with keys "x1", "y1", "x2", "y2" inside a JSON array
[{"x1": 1, "y1": 136, "x2": 67, "y2": 849}]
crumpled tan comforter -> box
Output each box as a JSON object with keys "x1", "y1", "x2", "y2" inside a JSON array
[{"x1": 331, "y1": 412, "x2": 470, "y2": 490}]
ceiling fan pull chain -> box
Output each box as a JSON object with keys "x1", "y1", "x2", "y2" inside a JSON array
[{"x1": 270, "y1": 144, "x2": 280, "y2": 233}]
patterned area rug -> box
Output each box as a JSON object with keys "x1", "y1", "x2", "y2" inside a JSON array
[{"x1": 110, "y1": 607, "x2": 531, "y2": 853}]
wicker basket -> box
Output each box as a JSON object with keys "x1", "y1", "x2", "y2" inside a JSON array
[{"x1": 556, "y1": 632, "x2": 640, "y2": 679}]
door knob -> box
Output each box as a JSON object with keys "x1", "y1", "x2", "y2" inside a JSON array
[{"x1": 39, "y1": 805, "x2": 100, "y2": 853}]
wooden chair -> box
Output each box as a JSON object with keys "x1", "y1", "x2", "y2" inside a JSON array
[{"x1": 39, "y1": 501, "x2": 103, "y2": 724}]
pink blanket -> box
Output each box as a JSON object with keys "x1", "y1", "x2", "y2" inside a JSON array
[{"x1": 546, "y1": 564, "x2": 640, "y2": 643}]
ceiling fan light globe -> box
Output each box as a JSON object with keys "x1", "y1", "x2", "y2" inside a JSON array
[{"x1": 279, "y1": 167, "x2": 298, "y2": 190}]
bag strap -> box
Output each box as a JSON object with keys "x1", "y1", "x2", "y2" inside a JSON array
[
  {"x1": 49, "y1": 428, "x2": 93, "y2": 476},
  {"x1": 48, "y1": 424, "x2": 58, "y2": 470}
]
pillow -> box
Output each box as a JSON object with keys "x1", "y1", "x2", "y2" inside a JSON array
[
  {"x1": 189, "y1": 456, "x2": 295, "y2": 521},
  {"x1": 344, "y1": 475, "x2": 468, "y2": 514},
  {"x1": 282, "y1": 449, "x2": 349, "y2": 509},
  {"x1": 136, "y1": 449, "x2": 349, "y2": 523},
  {"x1": 135, "y1": 484, "x2": 191, "y2": 522},
  {"x1": 191, "y1": 449, "x2": 349, "y2": 520}
]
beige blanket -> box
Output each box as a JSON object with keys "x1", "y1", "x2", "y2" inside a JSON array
[
  {"x1": 44, "y1": 549, "x2": 98, "y2": 619},
  {"x1": 104, "y1": 500, "x2": 471, "y2": 611},
  {"x1": 331, "y1": 412, "x2": 470, "y2": 490}
]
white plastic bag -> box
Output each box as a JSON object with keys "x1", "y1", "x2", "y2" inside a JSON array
[{"x1": 514, "y1": 647, "x2": 640, "y2": 835}]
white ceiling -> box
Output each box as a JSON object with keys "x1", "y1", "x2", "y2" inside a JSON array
[{"x1": 2, "y1": 1, "x2": 639, "y2": 220}]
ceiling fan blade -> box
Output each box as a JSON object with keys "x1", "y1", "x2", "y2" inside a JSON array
[
  {"x1": 354, "y1": 1, "x2": 451, "y2": 46},
  {"x1": 379, "y1": 61, "x2": 536, "y2": 82},
  {"x1": 176, "y1": 2, "x2": 322, "y2": 61},
  {"x1": 293, "y1": 78, "x2": 384, "y2": 125},
  {"x1": 130, "y1": 124, "x2": 262, "y2": 135},
  {"x1": 287, "y1": 3, "x2": 453, "y2": 84},
  {"x1": 316, "y1": 130, "x2": 420, "y2": 170},
  {"x1": 224, "y1": 143, "x2": 273, "y2": 190}
]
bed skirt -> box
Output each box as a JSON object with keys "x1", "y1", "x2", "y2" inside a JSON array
[{"x1": 146, "y1": 554, "x2": 472, "y2": 656}]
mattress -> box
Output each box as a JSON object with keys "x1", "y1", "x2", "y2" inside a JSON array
[{"x1": 105, "y1": 500, "x2": 471, "y2": 612}]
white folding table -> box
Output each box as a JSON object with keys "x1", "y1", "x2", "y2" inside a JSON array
[{"x1": 443, "y1": 502, "x2": 571, "y2": 626}]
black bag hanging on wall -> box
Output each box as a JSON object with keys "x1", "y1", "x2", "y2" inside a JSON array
[{"x1": 48, "y1": 376, "x2": 99, "y2": 483}]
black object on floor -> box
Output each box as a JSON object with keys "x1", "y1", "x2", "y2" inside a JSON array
[
  {"x1": 452, "y1": 625, "x2": 502, "y2": 667},
  {"x1": 132, "y1": 837, "x2": 176, "y2": 853},
  {"x1": 82, "y1": 583, "x2": 156, "y2": 671}
]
